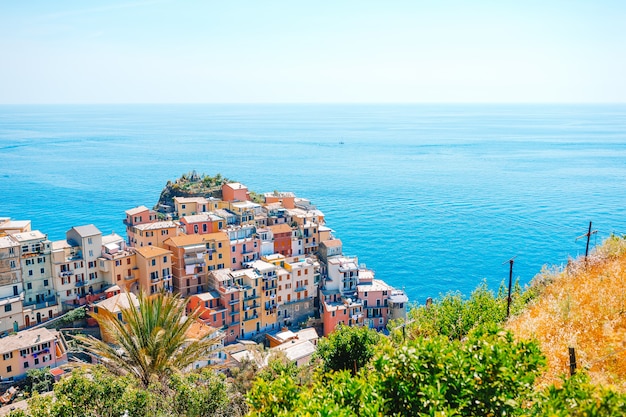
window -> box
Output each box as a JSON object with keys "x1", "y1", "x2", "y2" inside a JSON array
[
  {"x1": 44, "y1": 279, "x2": 49, "y2": 287},
  {"x1": 6, "y1": 366, "x2": 12, "y2": 373},
  {"x1": 9, "y1": 260, "x2": 15, "y2": 268},
  {"x1": 218, "y1": 242, "x2": 222, "y2": 248},
  {"x1": 88, "y1": 237, "x2": 93, "y2": 244},
  {"x1": 88, "y1": 250, "x2": 93, "y2": 257},
  {"x1": 38, "y1": 257, "x2": 43, "y2": 264},
  {"x1": 151, "y1": 259, "x2": 156, "y2": 266},
  {"x1": 28, "y1": 270, "x2": 33, "y2": 276},
  {"x1": 27, "y1": 283, "x2": 32, "y2": 290},
  {"x1": 231, "y1": 246, "x2": 235, "y2": 253},
  {"x1": 34, "y1": 358, "x2": 39, "y2": 365},
  {"x1": 163, "y1": 256, "x2": 167, "y2": 263},
  {"x1": 127, "y1": 258, "x2": 131, "y2": 265},
  {"x1": 232, "y1": 258, "x2": 236, "y2": 264},
  {"x1": 39, "y1": 267, "x2": 44, "y2": 274},
  {"x1": 115, "y1": 260, "x2": 121, "y2": 266},
  {"x1": 218, "y1": 253, "x2": 222, "y2": 259},
  {"x1": 2, "y1": 352, "x2": 12, "y2": 360},
  {"x1": 24, "y1": 362, "x2": 29, "y2": 369}
]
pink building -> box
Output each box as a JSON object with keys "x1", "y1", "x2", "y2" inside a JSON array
[
  {"x1": 0, "y1": 328, "x2": 68, "y2": 381},
  {"x1": 179, "y1": 213, "x2": 225, "y2": 235},
  {"x1": 124, "y1": 206, "x2": 159, "y2": 245}
]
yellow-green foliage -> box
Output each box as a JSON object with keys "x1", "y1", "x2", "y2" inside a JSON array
[{"x1": 507, "y1": 235, "x2": 626, "y2": 391}]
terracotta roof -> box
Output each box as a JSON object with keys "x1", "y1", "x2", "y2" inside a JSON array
[
  {"x1": 321, "y1": 239, "x2": 342, "y2": 248},
  {"x1": 125, "y1": 206, "x2": 150, "y2": 216},
  {"x1": 165, "y1": 232, "x2": 229, "y2": 248},
  {"x1": 134, "y1": 245, "x2": 172, "y2": 258},
  {"x1": 268, "y1": 224, "x2": 293, "y2": 234}
]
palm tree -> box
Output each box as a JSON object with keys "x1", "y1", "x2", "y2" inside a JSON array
[{"x1": 76, "y1": 291, "x2": 221, "y2": 387}]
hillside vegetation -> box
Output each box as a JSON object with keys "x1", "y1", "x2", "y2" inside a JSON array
[
  {"x1": 9, "y1": 230, "x2": 626, "y2": 416},
  {"x1": 507, "y1": 235, "x2": 626, "y2": 391}
]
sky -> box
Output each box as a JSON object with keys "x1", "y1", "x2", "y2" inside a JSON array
[{"x1": 1, "y1": 0, "x2": 625, "y2": 104}]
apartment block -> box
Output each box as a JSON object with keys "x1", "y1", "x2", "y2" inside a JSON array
[
  {"x1": 134, "y1": 246, "x2": 173, "y2": 294},
  {"x1": 12, "y1": 231, "x2": 58, "y2": 326},
  {"x1": 0, "y1": 328, "x2": 68, "y2": 381}
]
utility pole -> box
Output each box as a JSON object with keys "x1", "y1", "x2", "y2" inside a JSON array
[
  {"x1": 503, "y1": 256, "x2": 516, "y2": 318},
  {"x1": 576, "y1": 221, "x2": 597, "y2": 260}
]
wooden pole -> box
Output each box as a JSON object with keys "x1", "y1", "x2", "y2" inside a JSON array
[
  {"x1": 569, "y1": 347, "x2": 577, "y2": 375},
  {"x1": 503, "y1": 256, "x2": 517, "y2": 318}
]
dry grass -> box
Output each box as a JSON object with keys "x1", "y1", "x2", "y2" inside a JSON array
[{"x1": 506, "y1": 235, "x2": 626, "y2": 391}]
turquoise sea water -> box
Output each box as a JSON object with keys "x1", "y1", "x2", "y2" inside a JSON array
[{"x1": 1, "y1": 104, "x2": 625, "y2": 303}]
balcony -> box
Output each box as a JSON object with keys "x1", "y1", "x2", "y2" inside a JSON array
[
  {"x1": 75, "y1": 280, "x2": 86, "y2": 288},
  {"x1": 58, "y1": 270, "x2": 74, "y2": 278},
  {"x1": 23, "y1": 295, "x2": 57, "y2": 310},
  {"x1": 243, "y1": 314, "x2": 258, "y2": 322},
  {"x1": 295, "y1": 286, "x2": 307, "y2": 292},
  {"x1": 243, "y1": 293, "x2": 259, "y2": 301},
  {"x1": 124, "y1": 274, "x2": 135, "y2": 281}
]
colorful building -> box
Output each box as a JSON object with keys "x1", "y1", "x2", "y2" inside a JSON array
[
  {"x1": 221, "y1": 182, "x2": 249, "y2": 202},
  {"x1": 12, "y1": 231, "x2": 58, "y2": 326},
  {"x1": 134, "y1": 246, "x2": 173, "y2": 294},
  {"x1": 0, "y1": 328, "x2": 68, "y2": 381},
  {"x1": 128, "y1": 221, "x2": 178, "y2": 248},
  {"x1": 179, "y1": 213, "x2": 224, "y2": 235},
  {"x1": 98, "y1": 234, "x2": 138, "y2": 293},
  {"x1": 124, "y1": 206, "x2": 159, "y2": 244},
  {"x1": 0, "y1": 236, "x2": 24, "y2": 335}
]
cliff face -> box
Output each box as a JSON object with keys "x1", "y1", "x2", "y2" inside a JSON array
[{"x1": 155, "y1": 171, "x2": 228, "y2": 212}]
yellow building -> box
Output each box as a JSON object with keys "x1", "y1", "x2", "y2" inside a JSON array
[
  {"x1": 129, "y1": 221, "x2": 178, "y2": 248},
  {"x1": 134, "y1": 246, "x2": 173, "y2": 294}
]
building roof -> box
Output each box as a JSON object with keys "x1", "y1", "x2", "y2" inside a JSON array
[
  {"x1": 191, "y1": 290, "x2": 221, "y2": 301},
  {"x1": 71, "y1": 224, "x2": 101, "y2": 237},
  {"x1": 11, "y1": 230, "x2": 47, "y2": 242},
  {"x1": 357, "y1": 278, "x2": 393, "y2": 292},
  {"x1": 231, "y1": 201, "x2": 260, "y2": 210},
  {"x1": 93, "y1": 292, "x2": 139, "y2": 313},
  {"x1": 134, "y1": 245, "x2": 172, "y2": 258},
  {"x1": 268, "y1": 224, "x2": 293, "y2": 235},
  {"x1": 125, "y1": 206, "x2": 150, "y2": 216},
  {"x1": 134, "y1": 221, "x2": 178, "y2": 231},
  {"x1": 173, "y1": 196, "x2": 210, "y2": 204},
  {"x1": 102, "y1": 233, "x2": 125, "y2": 246},
  {"x1": 0, "y1": 236, "x2": 18, "y2": 249},
  {"x1": 321, "y1": 239, "x2": 342, "y2": 248},
  {"x1": 264, "y1": 191, "x2": 295, "y2": 198},
  {"x1": 223, "y1": 182, "x2": 247, "y2": 190},
  {"x1": 181, "y1": 213, "x2": 224, "y2": 223},
  {"x1": 270, "y1": 339, "x2": 316, "y2": 362},
  {"x1": 0, "y1": 328, "x2": 59, "y2": 354},
  {"x1": 165, "y1": 231, "x2": 228, "y2": 248},
  {"x1": 186, "y1": 320, "x2": 220, "y2": 340},
  {"x1": 51, "y1": 239, "x2": 72, "y2": 250},
  {"x1": 0, "y1": 220, "x2": 31, "y2": 231}
]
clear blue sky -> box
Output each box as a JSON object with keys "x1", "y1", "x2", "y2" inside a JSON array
[{"x1": 1, "y1": 0, "x2": 625, "y2": 104}]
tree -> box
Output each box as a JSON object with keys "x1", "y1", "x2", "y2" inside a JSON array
[
  {"x1": 373, "y1": 325, "x2": 544, "y2": 416},
  {"x1": 313, "y1": 324, "x2": 381, "y2": 376},
  {"x1": 24, "y1": 366, "x2": 54, "y2": 394},
  {"x1": 75, "y1": 291, "x2": 221, "y2": 387}
]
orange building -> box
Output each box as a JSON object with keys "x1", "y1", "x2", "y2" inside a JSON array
[
  {"x1": 134, "y1": 246, "x2": 173, "y2": 294},
  {"x1": 268, "y1": 223, "x2": 292, "y2": 256},
  {"x1": 221, "y1": 183, "x2": 249, "y2": 202},
  {"x1": 263, "y1": 191, "x2": 296, "y2": 209}
]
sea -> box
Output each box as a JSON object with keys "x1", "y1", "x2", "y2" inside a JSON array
[{"x1": 1, "y1": 104, "x2": 625, "y2": 304}]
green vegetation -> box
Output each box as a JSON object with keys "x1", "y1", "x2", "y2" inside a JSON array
[
  {"x1": 313, "y1": 324, "x2": 381, "y2": 375},
  {"x1": 74, "y1": 291, "x2": 221, "y2": 388},
  {"x1": 10, "y1": 237, "x2": 626, "y2": 416}
]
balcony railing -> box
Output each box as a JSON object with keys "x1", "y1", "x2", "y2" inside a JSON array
[
  {"x1": 124, "y1": 274, "x2": 135, "y2": 281},
  {"x1": 58, "y1": 270, "x2": 74, "y2": 278},
  {"x1": 75, "y1": 280, "x2": 86, "y2": 287}
]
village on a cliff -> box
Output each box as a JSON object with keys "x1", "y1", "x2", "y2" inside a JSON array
[{"x1": 0, "y1": 173, "x2": 407, "y2": 385}]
